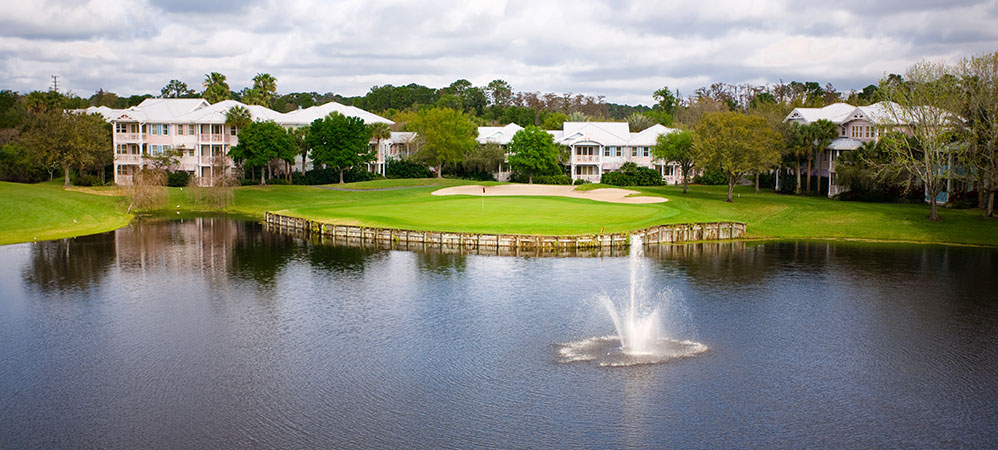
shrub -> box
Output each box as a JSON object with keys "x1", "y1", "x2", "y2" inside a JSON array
[
  {"x1": 508, "y1": 172, "x2": 571, "y2": 185},
  {"x1": 72, "y1": 174, "x2": 102, "y2": 186},
  {"x1": 573, "y1": 178, "x2": 589, "y2": 185},
  {"x1": 599, "y1": 162, "x2": 663, "y2": 186},
  {"x1": 385, "y1": 159, "x2": 431, "y2": 179},
  {"x1": 693, "y1": 168, "x2": 726, "y2": 185},
  {"x1": 167, "y1": 171, "x2": 191, "y2": 187}
]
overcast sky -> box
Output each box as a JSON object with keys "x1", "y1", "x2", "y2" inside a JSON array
[{"x1": 1, "y1": 0, "x2": 996, "y2": 106}]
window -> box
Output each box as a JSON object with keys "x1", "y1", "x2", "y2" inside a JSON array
[
  {"x1": 631, "y1": 147, "x2": 638, "y2": 157},
  {"x1": 211, "y1": 124, "x2": 222, "y2": 135},
  {"x1": 643, "y1": 147, "x2": 650, "y2": 157},
  {"x1": 230, "y1": 126, "x2": 237, "y2": 136},
  {"x1": 163, "y1": 124, "x2": 169, "y2": 135},
  {"x1": 189, "y1": 124, "x2": 196, "y2": 134},
  {"x1": 115, "y1": 123, "x2": 128, "y2": 133},
  {"x1": 604, "y1": 146, "x2": 614, "y2": 157},
  {"x1": 840, "y1": 126, "x2": 846, "y2": 136},
  {"x1": 176, "y1": 125, "x2": 183, "y2": 136}
]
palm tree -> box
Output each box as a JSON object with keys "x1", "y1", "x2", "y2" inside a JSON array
[
  {"x1": 251, "y1": 73, "x2": 278, "y2": 107},
  {"x1": 289, "y1": 126, "x2": 309, "y2": 174},
  {"x1": 368, "y1": 122, "x2": 391, "y2": 175},
  {"x1": 806, "y1": 119, "x2": 838, "y2": 195},
  {"x1": 202, "y1": 72, "x2": 230, "y2": 103},
  {"x1": 627, "y1": 112, "x2": 655, "y2": 132},
  {"x1": 224, "y1": 105, "x2": 252, "y2": 130}
]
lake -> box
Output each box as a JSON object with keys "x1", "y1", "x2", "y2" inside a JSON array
[{"x1": 1, "y1": 217, "x2": 996, "y2": 448}]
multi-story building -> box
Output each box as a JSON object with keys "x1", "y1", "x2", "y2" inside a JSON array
[
  {"x1": 783, "y1": 101, "x2": 907, "y2": 196},
  {"x1": 100, "y1": 98, "x2": 393, "y2": 185}
]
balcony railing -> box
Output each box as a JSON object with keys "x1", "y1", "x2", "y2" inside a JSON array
[
  {"x1": 115, "y1": 154, "x2": 141, "y2": 163},
  {"x1": 199, "y1": 134, "x2": 225, "y2": 143},
  {"x1": 115, "y1": 133, "x2": 140, "y2": 141},
  {"x1": 199, "y1": 156, "x2": 231, "y2": 166},
  {"x1": 573, "y1": 155, "x2": 600, "y2": 163}
]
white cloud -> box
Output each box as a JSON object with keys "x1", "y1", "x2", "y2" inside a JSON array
[{"x1": 0, "y1": 0, "x2": 995, "y2": 105}]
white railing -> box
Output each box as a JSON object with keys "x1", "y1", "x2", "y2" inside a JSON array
[
  {"x1": 573, "y1": 155, "x2": 599, "y2": 163},
  {"x1": 199, "y1": 156, "x2": 231, "y2": 166},
  {"x1": 116, "y1": 154, "x2": 141, "y2": 163},
  {"x1": 116, "y1": 133, "x2": 140, "y2": 141}
]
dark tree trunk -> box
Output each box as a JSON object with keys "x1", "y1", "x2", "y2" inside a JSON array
[
  {"x1": 816, "y1": 150, "x2": 824, "y2": 195},
  {"x1": 726, "y1": 175, "x2": 734, "y2": 203},
  {"x1": 986, "y1": 190, "x2": 995, "y2": 218},
  {"x1": 529, "y1": 173, "x2": 533, "y2": 184},
  {"x1": 805, "y1": 155, "x2": 813, "y2": 195},
  {"x1": 63, "y1": 164, "x2": 70, "y2": 187},
  {"x1": 928, "y1": 188, "x2": 940, "y2": 221},
  {"x1": 436, "y1": 165, "x2": 443, "y2": 179},
  {"x1": 754, "y1": 172, "x2": 760, "y2": 194},
  {"x1": 339, "y1": 168, "x2": 345, "y2": 184},
  {"x1": 260, "y1": 166, "x2": 265, "y2": 185}
]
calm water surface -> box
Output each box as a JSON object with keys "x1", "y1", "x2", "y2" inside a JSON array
[{"x1": 1, "y1": 218, "x2": 996, "y2": 449}]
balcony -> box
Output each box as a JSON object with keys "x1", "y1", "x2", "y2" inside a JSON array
[
  {"x1": 199, "y1": 156, "x2": 231, "y2": 166},
  {"x1": 573, "y1": 154, "x2": 600, "y2": 163},
  {"x1": 115, "y1": 154, "x2": 141, "y2": 163},
  {"x1": 199, "y1": 134, "x2": 225, "y2": 143},
  {"x1": 115, "y1": 133, "x2": 141, "y2": 142}
]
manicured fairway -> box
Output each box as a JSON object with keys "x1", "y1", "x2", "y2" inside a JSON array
[
  {"x1": 1, "y1": 179, "x2": 996, "y2": 246},
  {"x1": 0, "y1": 181, "x2": 132, "y2": 245}
]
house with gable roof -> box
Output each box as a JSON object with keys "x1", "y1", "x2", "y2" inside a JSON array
[{"x1": 105, "y1": 98, "x2": 393, "y2": 185}]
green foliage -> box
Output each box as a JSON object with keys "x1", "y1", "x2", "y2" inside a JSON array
[
  {"x1": 161, "y1": 80, "x2": 195, "y2": 98},
  {"x1": 642, "y1": 109, "x2": 673, "y2": 127},
  {"x1": 600, "y1": 162, "x2": 664, "y2": 186},
  {"x1": 653, "y1": 86, "x2": 678, "y2": 115},
  {"x1": 573, "y1": 178, "x2": 590, "y2": 185},
  {"x1": 541, "y1": 112, "x2": 569, "y2": 130},
  {"x1": 411, "y1": 107, "x2": 477, "y2": 176},
  {"x1": 0, "y1": 90, "x2": 27, "y2": 129},
  {"x1": 294, "y1": 166, "x2": 378, "y2": 185},
  {"x1": 20, "y1": 111, "x2": 111, "y2": 186},
  {"x1": 71, "y1": 173, "x2": 102, "y2": 186},
  {"x1": 463, "y1": 142, "x2": 506, "y2": 174},
  {"x1": 385, "y1": 159, "x2": 431, "y2": 179},
  {"x1": 652, "y1": 130, "x2": 695, "y2": 192},
  {"x1": 627, "y1": 112, "x2": 656, "y2": 132},
  {"x1": 509, "y1": 173, "x2": 571, "y2": 185},
  {"x1": 167, "y1": 171, "x2": 192, "y2": 187},
  {"x1": 692, "y1": 112, "x2": 781, "y2": 201},
  {"x1": 507, "y1": 125, "x2": 560, "y2": 183},
  {"x1": 229, "y1": 121, "x2": 294, "y2": 184},
  {"x1": 693, "y1": 168, "x2": 726, "y2": 185},
  {"x1": 202, "y1": 72, "x2": 231, "y2": 103},
  {"x1": 0, "y1": 143, "x2": 47, "y2": 182},
  {"x1": 307, "y1": 113, "x2": 375, "y2": 183}
]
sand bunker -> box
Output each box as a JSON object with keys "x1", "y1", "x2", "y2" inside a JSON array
[{"x1": 431, "y1": 184, "x2": 667, "y2": 204}]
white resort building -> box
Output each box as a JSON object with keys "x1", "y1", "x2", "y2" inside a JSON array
[
  {"x1": 783, "y1": 101, "x2": 908, "y2": 197},
  {"x1": 98, "y1": 98, "x2": 393, "y2": 185},
  {"x1": 96, "y1": 97, "x2": 685, "y2": 186}
]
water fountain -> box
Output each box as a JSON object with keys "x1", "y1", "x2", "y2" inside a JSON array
[{"x1": 557, "y1": 235, "x2": 708, "y2": 366}]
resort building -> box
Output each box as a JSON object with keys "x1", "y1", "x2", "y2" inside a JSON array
[
  {"x1": 783, "y1": 101, "x2": 911, "y2": 197},
  {"x1": 550, "y1": 122, "x2": 685, "y2": 184},
  {"x1": 101, "y1": 98, "x2": 393, "y2": 185}
]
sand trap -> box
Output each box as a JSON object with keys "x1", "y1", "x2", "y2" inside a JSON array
[{"x1": 431, "y1": 184, "x2": 667, "y2": 204}]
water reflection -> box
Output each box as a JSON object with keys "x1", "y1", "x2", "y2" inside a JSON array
[{"x1": 23, "y1": 232, "x2": 115, "y2": 295}]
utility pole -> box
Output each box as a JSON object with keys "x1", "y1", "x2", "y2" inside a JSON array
[{"x1": 50, "y1": 75, "x2": 59, "y2": 92}]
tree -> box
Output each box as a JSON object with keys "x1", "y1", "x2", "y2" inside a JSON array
[
  {"x1": 626, "y1": 112, "x2": 656, "y2": 132},
  {"x1": 507, "y1": 125, "x2": 560, "y2": 184},
  {"x1": 368, "y1": 121, "x2": 391, "y2": 165},
  {"x1": 225, "y1": 105, "x2": 252, "y2": 130},
  {"x1": 202, "y1": 72, "x2": 230, "y2": 103},
  {"x1": 289, "y1": 126, "x2": 310, "y2": 172},
  {"x1": 463, "y1": 142, "x2": 506, "y2": 174},
  {"x1": 653, "y1": 86, "x2": 678, "y2": 115},
  {"x1": 803, "y1": 119, "x2": 837, "y2": 195},
  {"x1": 541, "y1": 112, "x2": 569, "y2": 130},
  {"x1": 245, "y1": 73, "x2": 278, "y2": 107},
  {"x1": 692, "y1": 112, "x2": 781, "y2": 202},
  {"x1": 959, "y1": 51, "x2": 998, "y2": 217},
  {"x1": 486, "y1": 79, "x2": 513, "y2": 107},
  {"x1": 307, "y1": 113, "x2": 374, "y2": 184},
  {"x1": 652, "y1": 130, "x2": 695, "y2": 193},
  {"x1": 411, "y1": 107, "x2": 477, "y2": 178},
  {"x1": 21, "y1": 112, "x2": 110, "y2": 187},
  {"x1": 161, "y1": 80, "x2": 195, "y2": 98},
  {"x1": 877, "y1": 60, "x2": 963, "y2": 221},
  {"x1": 228, "y1": 121, "x2": 293, "y2": 185}
]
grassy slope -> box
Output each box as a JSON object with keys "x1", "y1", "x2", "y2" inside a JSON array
[
  {"x1": 0, "y1": 181, "x2": 133, "y2": 245},
  {"x1": 2, "y1": 178, "x2": 995, "y2": 246}
]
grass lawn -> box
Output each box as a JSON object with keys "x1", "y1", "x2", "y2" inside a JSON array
[
  {"x1": 0, "y1": 181, "x2": 133, "y2": 245},
  {"x1": 1, "y1": 178, "x2": 996, "y2": 246}
]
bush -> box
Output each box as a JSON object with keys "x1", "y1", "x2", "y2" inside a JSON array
[
  {"x1": 72, "y1": 174, "x2": 102, "y2": 186},
  {"x1": 508, "y1": 172, "x2": 572, "y2": 185},
  {"x1": 167, "y1": 171, "x2": 191, "y2": 187},
  {"x1": 385, "y1": 159, "x2": 431, "y2": 179},
  {"x1": 600, "y1": 162, "x2": 663, "y2": 186},
  {"x1": 758, "y1": 172, "x2": 776, "y2": 189},
  {"x1": 693, "y1": 168, "x2": 726, "y2": 185},
  {"x1": 573, "y1": 178, "x2": 589, "y2": 185}
]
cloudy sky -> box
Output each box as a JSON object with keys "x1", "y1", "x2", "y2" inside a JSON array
[{"x1": 1, "y1": 0, "x2": 996, "y2": 106}]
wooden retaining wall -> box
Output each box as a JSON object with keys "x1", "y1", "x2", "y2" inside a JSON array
[{"x1": 264, "y1": 212, "x2": 745, "y2": 251}]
